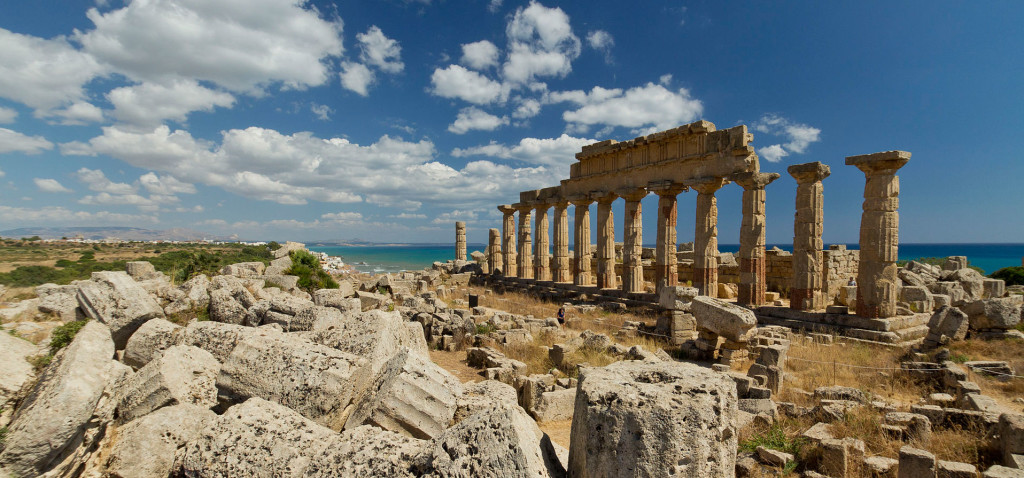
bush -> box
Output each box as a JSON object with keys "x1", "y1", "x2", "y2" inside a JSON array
[
  {"x1": 285, "y1": 250, "x2": 338, "y2": 293},
  {"x1": 49, "y1": 320, "x2": 89, "y2": 355},
  {"x1": 991, "y1": 266, "x2": 1024, "y2": 286}
]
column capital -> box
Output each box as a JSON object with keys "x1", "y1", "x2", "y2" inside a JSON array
[
  {"x1": 686, "y1": 176, "x2": 727, "y2": 195},
  {"x1": 648, "y1": 180, "x2": 688, "y2": 197},
  {"x1": 513, "y1": 203, "x2": 532, "y2": 214},
  {"x1": 593, "y1": 191, "x2": 618, "y2": 204},
  {"x1": 614, "y1": 187, "x2": 647, "y2": 202},
  {"x1": 787, "y1": 161, "x2": 831, "y2": 184},
  {"x1": 498, "y1": 204, "x2": 517, "y2": 215},
  {"x1": 845, "y1": 150, "x2": 911, "y2": 175},
  {"x1": 732, "y1": 171, "x2": 781, "y2": 190}
]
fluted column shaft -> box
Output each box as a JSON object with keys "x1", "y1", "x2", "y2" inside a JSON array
[
  {"x1": 690, "y1": 178, "x2": 725, "y2": 297},
  {"x1": 534, "y1": 205, "x2": 551, "y2": 281},
  {"x1": 619, "y1": 188, "x2": 647, "y2": 294},
  {"x1": 455, "y1": 221, "x2": 466, "y2": 261},
  {"x1": 553, "y1": 202, "x2": 571, "y2": 283},
  {"x1": 517, "y1": 206, "x2": 533, "y2": 279},
  {"x1": 652, "y1": 184, "x2": 686, "y2": 294},
  {"x1": 595, "y1": 193, "x2": 618, "y2": 289},
  {"x1": 734, "y1": 172, "x2": 780, "y2": 307},
  {"x1": 788, "y1": 162, "x2": 830, "y2": 311},
  {"x1": 572, "y1": 199, "x2": 593, "y2": 286},
  {"x1": 487, "y1": 228, "x2": 501, "y2": 275},
  {"x1": 498, "y1": 205, "x2": 518, "y2": 277},
  {"x1": 847, "y1": 151, "x2": 911, "y2": 318}
]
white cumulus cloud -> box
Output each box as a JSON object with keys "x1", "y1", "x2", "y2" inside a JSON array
[
  {"x1": 585, "y1": 30, "x2": 614, "y2": 63},
  {"x1": 502, "y1": 2, "x2": 581, "y2": 85},
  {"x1": 430, "y1": 65, "x2": 505, "y2": 105},
  {"x1": 553, "y1": 82, "x2": 703, "y2": 134},
  {"x1": 34, "y1": 178, "x2": 73, "y2": 193},
  {"x1": 452, "y1": 133, "x2": 594, "y2": 168},
  {"x1": 108, "y1": 79, "x2": 235, "y2": 126},
  {"x1": 758, "y1": 144, "x2": 789, "y2": 163},
  {"x1": 76, "y1": 168, "x2": 136, "y2": 195},
  {"x1": 0, "y1": 128, "x2": 54, "y2": 154},
  {"x1": 340, "y1": 62, "x2": 374, "y2": 96},
  {"x1": 461, "y1": 40, "x2": 499, "y2": 70},
  {"x1": 357, "y1": 26, "x2": 404, "y2": 74},
  {"x1": 447, "y1": 107, "x2": 510, "y2": 134},
  {"x1": 0, "y1": 29, "x2": 105, "y2": 116},
  {"x1": 0, "y1": 107, "x2": 18, "y2": 124},
  {"x1": 752, "y1": 114, "x2": 822, "y2": 161}
]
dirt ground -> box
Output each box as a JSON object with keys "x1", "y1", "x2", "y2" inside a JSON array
[{"x1": 428, "y1": 349, "x2": 483, "y2": 384}]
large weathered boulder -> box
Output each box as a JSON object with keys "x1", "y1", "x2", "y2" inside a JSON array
[
  {"x1": 123, "y1": 318, "x2": 184, "y2": 369},
  {"x1": 221, "y1": 261, "x2": 266, "y2": 277},
  {"x1": 347, "y1": 347, "x2": 463, "y2": 439},
  {"x1": 963, "y1": 297, "x2": 1022, "y2": 330},
  {"x1": 126, "y1": 261, "x2": 161, "y2": 280},
  {"x1": 173, "y1": 397, "x2": 341, "y2": 477},
  {"x1": 454, "y1": 380, "x2": 519, "y2": 424},
  {"x1": 115, "y1": 345, "x2": 219, "y2": 424},
  {"x1": 568, "y1": 360, "x2": 739, "y2": 477},
  {"x1": 691, "y1": 295, "x2": 758, "y2": 342},
  {"x1": 76, "y1": 271, "x2": 164, "y2": 348},
  {"x1": 323, "y1": 425, "x2": 425, "y2": 477},
  {"x1": 217, "y1": 329, "x2": 367, "y2": 430},
  {"x1": 35, "y1": 283, "x2": 82, "y2": 322},
  {"x1": 264, "y1": 304, "x2": 336, "y2": 332},
  {"x1": 0, "y1": 321, "x2": 119, "y2": 477},
  {"x1": 105, "y1": 404, "x2": 216, "y2": 478},
  {"x1": 179, "y1": 320, "x2": 259, "y2": 362},
  {"x1": 273, "y1": 241, "x2": 306, "y2": 258},
  {"x1": 414, "y1": 402, "x2": 566, "y2": 478},
  {"x1": 314, "y1": 286, "x2": 358, "y2": 308},
  {"x1": 208, "y1": 288, "x2": 249, "y2": 325},
  {"x1": 310, "y1": 309, "x2": 428, "y2": 380},
  {"x1": 0, "y1": 332, "x2": 36, "y2": 407},
  {"x1": 924, "y1": 306, "x2": 969, "y2": 347}
]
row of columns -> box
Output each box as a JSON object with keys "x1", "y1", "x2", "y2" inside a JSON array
[
  {"x1": 494, "y1": 175, "x2": 779, "y2": 307},
  {"x1": 479, "y1": 151, "x2": 908, "y2": 319}
]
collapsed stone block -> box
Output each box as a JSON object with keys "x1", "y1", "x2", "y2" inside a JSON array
[
  {"x1": 939, "y1": 460, "x2": 979, "y2": 478},
  {"x1": 454, "y1": 380, "x2": 519, "y2": 424},
  {"x1": 568, "y1": 361, "x2": 737, "y2": 477},
  {"x1": 310, "y1": 309, "x2": 428, "y2": 382},
  {"x1": 35, "y1": 283, "x2": 83, "y2": 322},
  {"x1": 179, "y1": 320, "x2": 258, "y2": 362},
  {"x1": 347, "y1": 347, "x2": 462, "y2": 439},
  {"x1": 77, "y1": 270, "x2": 165, "y2": 349},
  {"x1": 691, "y1": 295, "x2": 757, "y2": 342},
  {"x1": 821, "y1": 437, "x2": 865, "y2": 478},
  {"x1": 116, "y1": 345, "x2": 219, "y2": 424},
  {"x1": 413, "y1": 402, "x2": 565, "y2": 478},
  {"x1": 106, "y1": 404, "x2": 216, "y2": 478},
  {"x1": 217, "y1": 330, "x2": 367, "y2": 430},
  {"x1": 899, "y1": 445, "x2": 937, "y2": 478},
  {"x1": 984, "y1": 279, "x2": 1007, "y2": 299},
  {"x1": 963, "y1": 297, "x2": 1022, "y2": 330},
  {"x1": 999, "y1": 413, "x2": 1024, "y2": 467},
  {"x1": 0, "y1": 322, "x2": 120, "y2": 477},
  {"x1": 123, "y1": 317, "x2": 184, "y2": 369},
  {"x1": 532, "y1": 388, "x2": 576, "y2": 422}
]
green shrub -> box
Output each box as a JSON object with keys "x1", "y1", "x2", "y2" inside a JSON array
[
  {"x1": 991, "y1": 266, "x2": 1024, "y2": 286},
  {"x1": 49, "y1": 320, "x2": 89, "y2": 355},
  {"x1": 285, "y1": 250, "x2": 338, "y2": 293},
  {"x1": 476, "y1": 323, "x2": 496, "y2": 335}
]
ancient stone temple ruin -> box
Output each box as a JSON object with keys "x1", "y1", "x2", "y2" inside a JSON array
[{"x1": 471, "y1": 119, "x2": 918, "y2": 345}]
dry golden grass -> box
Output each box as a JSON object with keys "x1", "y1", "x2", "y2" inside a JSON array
[{"x1": 946, "y1": 338, "x2": 1024, "y2": 408}]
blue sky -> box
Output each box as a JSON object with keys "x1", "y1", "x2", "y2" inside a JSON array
[{"x1": 1, "y1": 1, "x2": 1022, "y2": 244}]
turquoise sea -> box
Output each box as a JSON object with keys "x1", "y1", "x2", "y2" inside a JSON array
[{"x1": 312, "y1": 243, "x2": 1024, "y2": 275}]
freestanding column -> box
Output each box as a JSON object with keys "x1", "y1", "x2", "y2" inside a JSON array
[
  {"x1": 455, "y1": 221, "x2": 467, "y2": 261},
  {"x1": 488, "y1": 228, "x2": 502, "y2": 274},
  {"x1": 650, "y1": 183, "x2": 687, "y2": 294},
  {"x1": 787, "y1": 162, "x2": 831, "y2": 311},
  {"x1": 553, "y1": 201, "x2": 571, "y2": 283},
  {"x1": 534, "y1": 204, "x2": 551, "y2": 281},
  {"x1": 516, "y1": 205, "x2": 534, "y2": 279},
  {"x1": 689, "y1": 177, "x2": 726, "y2": 297},
  {"x1": 733, "y1": 172, "x2": 781, "y2": 307},
  {"x1": 846, "y1": 151, "x2": 911, "y2": 318},
  {"x1": 571, "y1": 197, "x2": 593, "y2": 286},
  {"x1": 498, "y1": 205, "x2": 518, "y2": 277},
  {"x1": 595, "y1": 192, "x2": 618, "y2": 290},
  {"x1": 618, "y1": 188, "x2": 647, "y2": 294}
]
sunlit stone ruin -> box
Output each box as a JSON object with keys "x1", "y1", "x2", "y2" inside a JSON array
[{"x1": 470, "y1": 120, "x2": 926, "y2": 347}]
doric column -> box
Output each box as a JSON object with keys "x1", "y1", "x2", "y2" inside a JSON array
[
  {"x1": 488, "y1": 228, "x2": 501, "y2": 275},
  {"x1": 846, "y1": 151, "x2": 911, "y2": 318},
  {"x1": 733, "y1": 172, "x2": 781, "y2": 307},
  {"x1": 553, "y1": 201, "x2": 571, "y2": 283},
  {"x1": 455, "y1": 221, "x2": 467, "y2": 261},
  {"x1": 689, "y1": 177, "x2": 726, "y2": 297},
  {"x1": 787, "y1": 162, "x2": 830, "y2": 311},
  {"x1": 516, "y1": 205, "x2": 534, "y2": 279},
  {"x1": 617, "y1": 188, "x2": 647, "y2": 294},
  {"x1": 571, "y1": 197, "x2": 593, "y2": 286},
  {"x1": 595, "y1": 192, "x2": 618, "y2": 290},
  {"x1": 650, "y1": 182, "x2": 687, "y2": 294},
  {"x1": 498, "y1": 205, "x2": 518, "y2": 277},
  {"x1": 534, "y1": 204, "x2": 551, "y2": 281}
]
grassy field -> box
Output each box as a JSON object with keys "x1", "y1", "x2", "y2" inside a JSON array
[{"x1": 0, "y1": 239, "x2": 273, "y2": 292}]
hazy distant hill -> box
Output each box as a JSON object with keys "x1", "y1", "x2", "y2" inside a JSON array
[{"x1": 0, "y1": 226, "x2": 227, "y2": 242}]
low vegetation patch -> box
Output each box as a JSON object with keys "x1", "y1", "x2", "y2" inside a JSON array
[
  {"x1": 990, "y1": 266, "x2": 1024, "y2": 286},
  {"x1": 285, "y1": 249, "x2": 338, "y2": 293}
]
